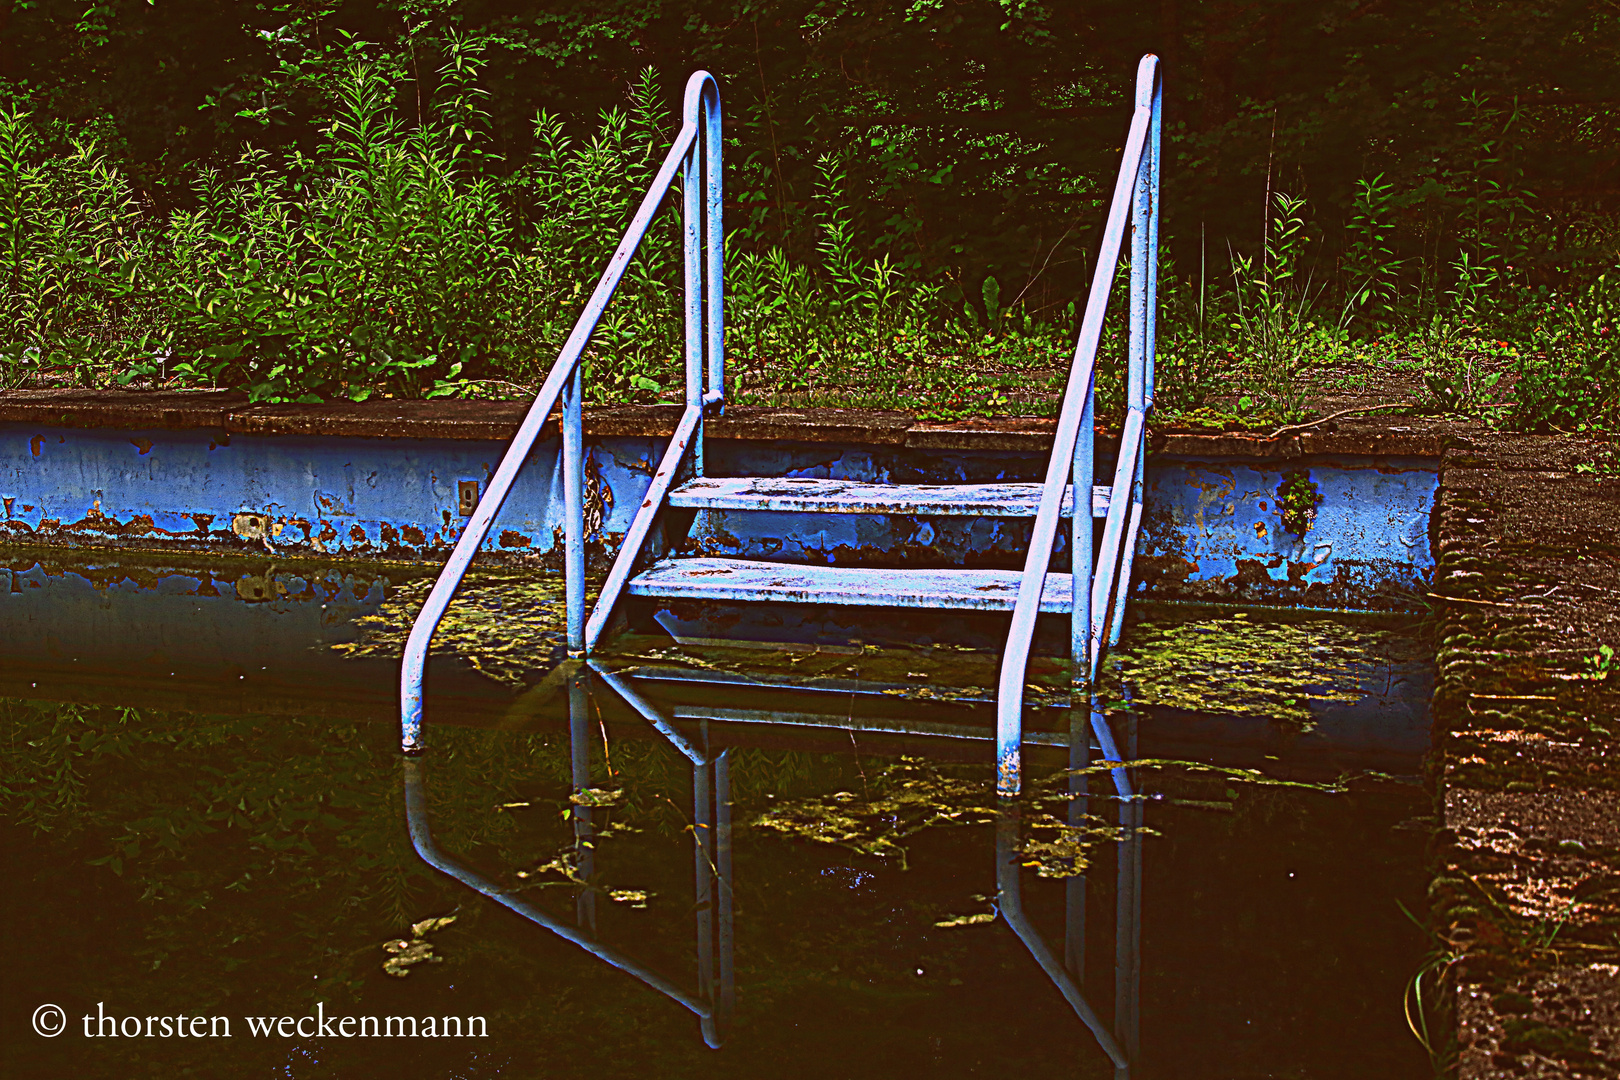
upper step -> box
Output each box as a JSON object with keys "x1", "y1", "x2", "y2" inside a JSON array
[
  {"x1": 667, "y1": 477, "x2": 1110, "y2": 518},
  {"x1": 626, "y1": 556, "x2": 1075, "y2": 612}
]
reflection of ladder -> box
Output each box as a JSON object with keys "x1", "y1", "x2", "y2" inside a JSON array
[
  {"x1": 402, "y1": 668, "x2": 735, "y2": 1048},
  {"x1": 407, "y1": 665, "x2": 1141, "y2": 1069},
  {"x1": 399, "y1": 59, "x2": 1163, "y2": 800}
]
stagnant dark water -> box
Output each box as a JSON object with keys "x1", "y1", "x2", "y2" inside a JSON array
[{"x1": 1, "y1": 556, "x2": 1435, "y2": 1079}]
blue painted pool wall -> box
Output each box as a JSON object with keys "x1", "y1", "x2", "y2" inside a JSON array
[
  {"x1": 1133, "y1": 455, "x2": 1436, "y2": 608},
  {"x1": 0, "y1": 422, "x2": 1435, "y2": 608}
]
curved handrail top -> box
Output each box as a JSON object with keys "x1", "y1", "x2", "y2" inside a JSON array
[
  {"x1": 683, "y1": 69, "x2": 721, "y2": 121},
  {"x1": 400, "y1": 75, "x2": 718, "y2": 752}
]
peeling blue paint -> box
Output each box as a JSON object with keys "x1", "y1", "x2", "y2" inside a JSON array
[{"x1": 0, "y1": 421, "x2": 1435, "y2": 609}]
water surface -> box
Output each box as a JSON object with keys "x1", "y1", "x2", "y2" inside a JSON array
[{"x1": 1, "y1": 556, "x2": 1434, "y2": 1078}]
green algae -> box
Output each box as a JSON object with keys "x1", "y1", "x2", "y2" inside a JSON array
[
  {"x1": 751, "y1": 756, "x2": 1164, "y2": 878},
  {"x1": 751, "y1": 756, "x2": 1000, "y2": 870},
  {"x1": 1100, "y1": 608, "x2": 1426, "y2": 730},
  {"x1": 332, "y1": 570, "x2": 599, "y2": 686}
]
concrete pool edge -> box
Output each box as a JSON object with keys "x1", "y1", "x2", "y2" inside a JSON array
[
  {"x1": 1, "y1": 391, "x2": 1442, "y2": 611},
  {"x1": 1427, "y1": 432, "x2": 1620, "y2": 1078}
]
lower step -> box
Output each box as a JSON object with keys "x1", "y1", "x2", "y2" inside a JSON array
[{"x1": 626, "y1": 557, "x2": 1075, "y2": 612}]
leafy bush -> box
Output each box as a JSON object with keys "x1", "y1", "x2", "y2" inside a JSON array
[{"x1": 1513, "y1": 271, "x2": 1620, "y2": 432}]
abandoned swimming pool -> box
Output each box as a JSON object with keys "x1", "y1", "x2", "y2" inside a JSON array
[{"x1": 2, "y1": 553, "x2": 1435, "y2": 1079}]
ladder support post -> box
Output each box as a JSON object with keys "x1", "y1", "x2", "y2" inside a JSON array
[
  {"x1": 1072, "y1": 383, "x2": 1095, "y2": 690},
  {"x1": 564, "y1": 364, "x2": 585, "y2": 656}
]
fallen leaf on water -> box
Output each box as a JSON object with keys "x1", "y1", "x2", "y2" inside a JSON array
[
  {"x1": 380, "y1": 912, "x2": 458, "y2": 977},
  {"x1": 410, "y1": 914, "x2": 458, "y2": 936},
  {"x1": 569, "y1": 788, "x2": 624, "y2": 807},
  {"x1": 934, "y1": 912, "x2": 997, "y2": 929}
]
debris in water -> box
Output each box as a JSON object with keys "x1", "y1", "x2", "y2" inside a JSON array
[
  {"x1": 752, "y1": 757, "x2": 997, "y2": 870},
  {"x1": 569, "y1": 788, "x2": 624, "y2": 807},
  {"x1": 380, "y1": 913, "x2": 458, "y2": 977},
  {"x1": 934, "y1": 911, "x2": 997, "y2": 929},
  {"x1": 333, "y1": 573, "x2": 599, "y2": 685}
]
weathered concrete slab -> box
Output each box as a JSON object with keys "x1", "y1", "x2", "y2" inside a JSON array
[
  {"x1": 1427, "y1": 432, "x2": 1620, "y2": 1078},
  {"x1": 1134, "y1": 454, "x2": 1436, "y2": 609},
  {"x1": 0, "y1": 395, "x2": 1439, "y2": 607}
]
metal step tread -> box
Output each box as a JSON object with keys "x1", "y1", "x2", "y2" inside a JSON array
[
  {"x1": 626, "y1": 557, "x2": 1075, "y2": 612},
  {"x1": 667, "y1": 476, "x2": 1110, "y2": 517}
]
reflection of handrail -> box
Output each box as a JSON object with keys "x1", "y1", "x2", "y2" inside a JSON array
[
  {"x1": 997, "y1": 705, "x2": 1142, "y2": 1078},
  {"x1": 995, "y1": 806, "x2": 1129, "y2": 1072},
  {"x1": 400, "y1": 756, "x2": 710, "y2": 1017},
  {"x1": 995, "y1": 55, "x2": 1161, "y2": 797},
  {"x1": 586, "y1": 661, "x2": 734, "y2": 1048},
  {"x1": 400, "y1": 71, "x2": 723, "y2": 754},
  {"x1": 590, "y1": 665, "x2": 1142, "y2": 1065}
]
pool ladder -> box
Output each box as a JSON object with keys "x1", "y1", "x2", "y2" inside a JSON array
[{"x1": 399, "y1": 58, "x2": 1163, "y2": 800}]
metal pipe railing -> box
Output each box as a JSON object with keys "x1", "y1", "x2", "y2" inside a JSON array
[
  {"x1": 1105, "y1": 65, "x2": 1163, "y2": 651},
  {"x1": 995, "y1": 806, "x2": 1130, "y2": 1073},
  {"x1": 587, "y1": 662, "x2": 734, "y2": 1047},
  {"x1": 582, "y1": 75, "x2": 723, "y2": 654},
  {"x1": 994, "y1": 55, "x2": 1161, "y2": 797},
  {"x1": 400, "y1": 71, "x2": 722, "y2": 753}
]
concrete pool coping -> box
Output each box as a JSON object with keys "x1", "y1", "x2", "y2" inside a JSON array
[{"x1": 0, "y1": 386, "x2": 1468, "y2": 457}]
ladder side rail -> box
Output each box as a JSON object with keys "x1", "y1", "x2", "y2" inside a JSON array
[
  {"x1": 587, "y1": 661, "x2": 733, "y2": 1046},
  {"x1": 588, "y1": 662, "x2": 708, "y2": 764},
  {"x1": 1105, "y1": 476, "x2": 1146, "y2": 650},
  {"x1": 683, "y1": 77, "x2": 705, "y2": 471},
  {"x1": 702, "y1": 81, "x2": 725, "y2": 411},
  {"x1": 399, "y1": 78, "x2": 708, "y2": 752},
  {"x1": 1144, "y1": 67, "x2": 1162, "y2": 411},
  {"x1": 1087, "y1": 407, "x2": 1145, "y2": 671},
  {"x1": 995, "y1": 807, "x2": 1130, "y2": 1071},
  {"x1": 1104, "y1": 62, "x2": 1162, "y2": 651},
  {"x1": 584, "y1": 75, "x2": 720, "y2": 651},
  {"x1": 582, "y1": 403, "x2": 703, "y2": 653},
  {"x1": 1071, "y1": 363, "x2": 1095, "y2": 692},
  {"x1": 993, "y1": 76, "x2": 1155, "y2": 798},
  {"x1": 694, "y1": 745, "x2": 718, "y2": 1047},
  {"x1": 564, "y1": 365, "x2": 585, "y2": 653}
]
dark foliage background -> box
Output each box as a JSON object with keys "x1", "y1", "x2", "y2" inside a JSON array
[{"x1": 8, "y1": 0, "x2": 1617, "y2": 310}]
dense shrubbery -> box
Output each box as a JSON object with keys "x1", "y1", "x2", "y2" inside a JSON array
[
  {"x1": 1, "y1": 3, "x2": 1618, "y2": 431},
  {"x1": 0, "y1": 50, "x2": 979, "y2": 405}
]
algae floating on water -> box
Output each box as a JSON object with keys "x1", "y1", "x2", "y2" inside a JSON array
[
  {"x1": 1101, "y1": 607, "x2": 1425, "y2": 730},
  {"x1": 751, "y1": 756, "x2": 999, "y2": 870},
  {"x1": 379, "y1": 913, "x2": 458, "y2": 977},
  {"x1": 332, "y1": 572, "x2": 600, "y2": 686}
]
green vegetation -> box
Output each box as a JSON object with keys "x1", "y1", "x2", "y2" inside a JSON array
[{"x1": 1, "y1": 2, "x2": 1618, "y2": 432}]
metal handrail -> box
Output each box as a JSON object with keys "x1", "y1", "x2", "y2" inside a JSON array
[
  {"x1": 400, "y1": 71, "x2": 723, "y2": 753},
  {"x1": 994, "y1": 55, "x2": 1161, "y2": 797}
]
